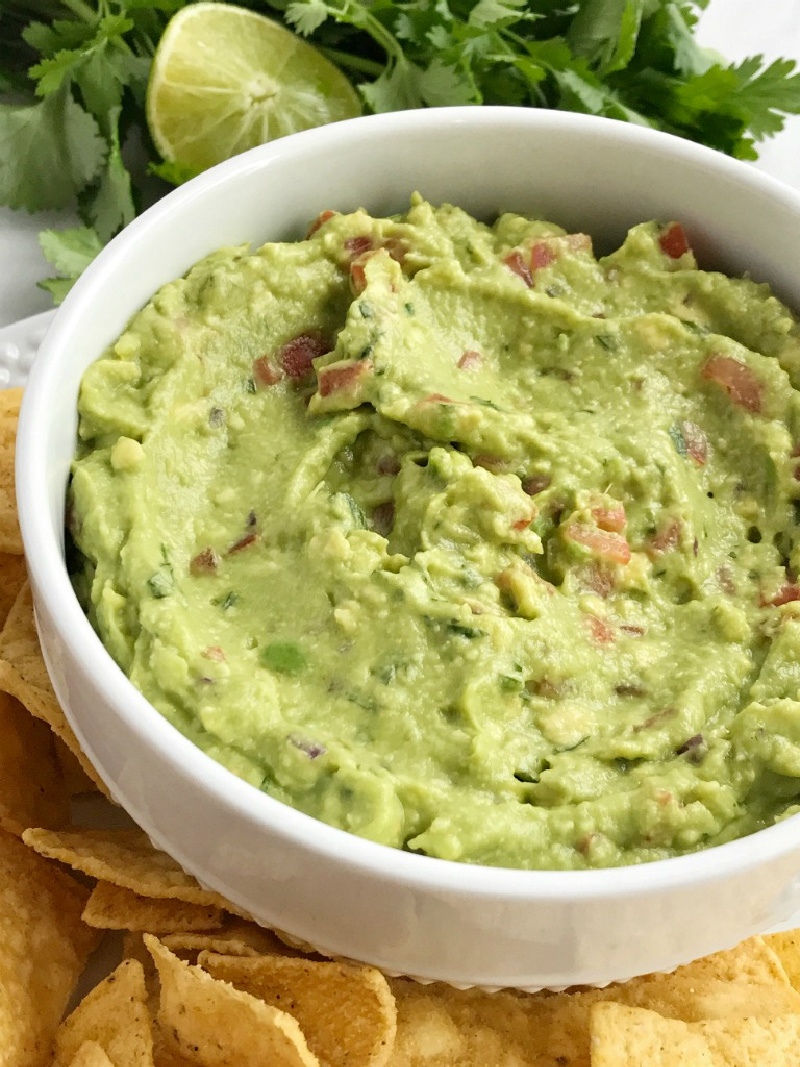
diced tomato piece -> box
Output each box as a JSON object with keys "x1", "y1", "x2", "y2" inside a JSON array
[
  {"x1": 473, "y1": 454, "x2": 508, "y2": 472},
  {"x1": 228, "y1": 532, "x2": 258, "y2": 554},
  {"x1": 522, "y1": 475, "x2": 551, "y2": 496},
  {"x1": 681, "y1": 420, "x2": 707, "y2": 465},
  {"x1": 585, "y1": 615, "x2": 615, "y2": 643},
  {"x1": 382, "y1": 237, "x2": 408, "y2": 264},
  {"x1": 659, "y1": 223, "x2": 690, "y2": 259},
  {"x1": 530, "y1": 241, "x2": 556, "y2": 271},
  {"x1": 345, "y1": 235, "x2": 374, "y2": 259},
  {"x1": 318, "y1": 360, "x2": 372, "y2": 397},
  {"x1": 190, "y1": 548, "x2": 219, "y2": 576},
  {"x1": 279, "y1": 333, "x2": 332, "y2": 380},
  {"x1": 761, "y1": 583, "x2": 800, "y2": 608},
  {"x1": 647, "y1": 518, "x2": 681, "y2": 556},
  {"x1": 372, "y1": 501, "x2": 395, "y2": 537},
  {"x1": 701, "y1": 355, "x2": 761, "y2": 414},
  {"x1": 376, "y1": 454, "x2": 401, "y2": 476},
  {"x1": 619, "y1": 623, "x2": 645, "y2": 637},
  {"x1": 504, "y1": 251, "x2": 533, "y2": 287},
  {"x1": 567, "y1": 524, "x2": 631, "y2": 564},
  {"x1": 306, "y1": 209, "x2": 337, "y2": 238},
  {"x1": 458, "y1": 350, "x2": 482, "y2": 370},
  {"x1": 512, "y1": 515, "x2": 533, "y2": 531},
  {"x1": 424, "y1": 393, "x2": 456, "y2": 404},
  {"x1": 252, "y1": 356, "x2": 282, "y2": 388},
  {"x1": 202, "y1": 646, "x2": 226, "y2": 662},
  {"x1": 591, "y1": 502, "x2": 627, "y2": 534},
  {"x1": 576, "y1": 561, "x2": 615, "y2": 598}
]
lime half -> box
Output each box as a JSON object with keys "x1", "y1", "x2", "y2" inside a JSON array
[{"x1": 146, "y1": 3, "x2": 362, "y2": 173}]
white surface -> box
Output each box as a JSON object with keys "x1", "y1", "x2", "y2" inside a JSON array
[
  {"x1": 16, "y1": 107, "x2": 800, "y2": 991},
  {"x1": 0, "y1": 0, "x2": 799, "y2": 330}
]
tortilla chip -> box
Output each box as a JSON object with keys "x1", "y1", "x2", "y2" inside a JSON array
[
  {"x1": 200, "y1": 952, "x2": 397, "y2": 1067},
  {"x1": 0, "y1": 687, "x2": 70, "y2": 835},
  {"x1": 0, "y1": 826, "x2": 99, "y2": 1067},
  {"x1": 0, "y1": 581, "x2": 110, "y2": 796},
  {"x1": 0, "y1": 388, "x2": 23, "y2": 554},
  {"x1": 161, "y1": 920, "x2": 290, "y2": 960},
  {"x1": 68, "y1": 1043, "x2": 116, "y2": 1067},
  {"x1": 764, "y1": 930, "x2": 800, "y2": 993},
  {"x1": 0, "y1": 552, "x2": 29, "y2": 625},
  {"x1": 83, "y1": 882, "x2": 225, "y2": 933},
  {"x1": 388, "y1": 936, "x2": 800, "y2": 1067},
  {"x1": 21, "y1": 827, "x2": 248, "y2": 915},
  {"x1": 53, "y1": 958, "x2": 153, "y2": 1067},
  {"x1": 151, "y1": 1025, "x2": 198, "y2": 1067},
  {"x1": 590, "y1": 1003, "x2": 713, "y2": 1066},
  {"x1": 55, "y1": 735, "x2": 103, "y2": 796},
  {"x1": 592, "y1": 1002, "x2": 800, "y2": 1067},
  {"x1": 146, "y1": 935, "x2": 320, "y2": 1067},
  {"x1": 698, "y1": 1010, "x2": 800, "y2": 1064}
]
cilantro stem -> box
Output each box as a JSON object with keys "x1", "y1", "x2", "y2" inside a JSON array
[
  {"x1": 58, "y1": 0, "x2": 96, "y2": 21},
  {"x1": 319, "y1": 47, "x2": 383, "y2": 78}
]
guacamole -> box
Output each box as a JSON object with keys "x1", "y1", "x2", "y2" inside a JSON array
[{"x1": 69, "y1": 196, "x2": 800, "y2": 870}]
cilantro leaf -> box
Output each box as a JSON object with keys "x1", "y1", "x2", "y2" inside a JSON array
[
  {"x1": 38, "y1": 225, "x2": 103, "y2": 305},
  {"x1": 286, "y1": 0, "x2": 330, "y2": 36},
  {"x1": 360, "y1": 58, "x2": 424, "y2": 112},
  {"x1": 39, "y1": 225, "x2": 103, "y2": 276},
  {"x1": 419, "y1": 58, "x2": 476, "y2": 107},
  {"x1": 0, "y1": 86, "x2": 105, "y2": 212}
]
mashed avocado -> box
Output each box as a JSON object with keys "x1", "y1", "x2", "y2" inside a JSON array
[{"x1": 70, "y1": 196, "x2": 800, "y2": 870}]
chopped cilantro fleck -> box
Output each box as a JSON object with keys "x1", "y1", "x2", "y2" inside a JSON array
[{"x1": 260, "y1": 640, "x2": 306, "y2": 675}]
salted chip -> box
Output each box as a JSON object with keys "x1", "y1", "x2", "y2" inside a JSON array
[
  {"x1": 389, "y1": 936, "x2": 800, "y2": 1067},
  {"x1": 83, "y1": 881, "x2": 225, "y2": 933},
  {"x1": 590, "y1": 1003, "x2": 713, "y2": 1066},
  {"x1": 0, "y1": 826, "x2": 99, "y2": 1067},
  {"x1": 67, "y1": 1042, "x2": 116, "y2": 1067},
  {"x1": 0, "y1": 552, "x2": 29, "y2": 625},
  {"x1": 200, "y1": 952, "x2": 396, "y2": 1067},
  {"x1": 53, "y1": 958, "x2": 153, "y2": 1067},
  {"x1": 0, "y1": 687, "x2": 70, "y2": 835},
  {"x1": 0, "y1": 387, "x2": 23, "y2": 553},
  {"x1": 22, "y1": 827, "x2": 249, "y2": 916},
  {"x1": 146, "y1": 935, "x2": 320, "y2": 1067},
  {"x1": 592, "y1": 1002, "x2": 800, "y2": 1066},
  {"x1": 161, "y1": 921, "x2": 290, "y2": 959},
  {"x1": 0, "y1": 581, "x2": 110, "y2": 796},
  {"x1": 764, "y1": 930, "x2": 800, "y2": 992},
  {"x1": 54, "y1": 735, "x2": 102, "y2": 796}
]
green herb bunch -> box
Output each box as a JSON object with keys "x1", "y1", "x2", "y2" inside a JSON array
[{"x1": 2, "y1": 0, "x2": 800, "y2": 301}]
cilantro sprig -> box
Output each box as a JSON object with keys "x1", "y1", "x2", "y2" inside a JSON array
[{"x1": 2, "y1": 0, "x2": 800, "y2": 303}]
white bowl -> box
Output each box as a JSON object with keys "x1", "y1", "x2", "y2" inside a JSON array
[{"x1": 17, "y1": 107, "x2": 800, "y2": 991}]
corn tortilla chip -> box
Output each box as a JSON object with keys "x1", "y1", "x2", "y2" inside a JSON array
[
  {"x1": 0, "y1": 581, "x2": 110, "y2": 796},
  {"x1": 698, "y1": 1010, "x2": 800, "y2": 1064},
  {"x1": 590, "y1": 1004, "x2": 713, "y2": 1066},
  {"x1": 388, "y1": 936, "x2": 800, "y2": 1067},
  {"x1": 0, "y1": 826, "x2": 100, "y2": 1067},
  {"x1": 0, "y1": 388, "x2": 23, "y2": 554},
  {"x1": 764, "y1": 930, "x2": 800, "y2": 993},
  {"x1": 151, "y1": 1024, "x2": 197, "y2": 1067},
  {"x1": 161, "y1": 921, "x2": 291, "y2": 959},
  {"x1": 83, "y1": 882, "x2": 225, "y2": 933},
  {"x1": 0, "y1": 552, "x2": 29, "y2": 626},
  {"x1": 592, "y1": 1002, "x2": 800, "y2": 1066},
  {"x1": 55, "y1": 735, "x2": 102, "y2": 796},
  {"x1": 146, "y1": 935, "x2": 320, "y2": 1067},
  {"x1": 0, "y1": 687, "x2": 69, "y2": 835},
  {"x1": 68, "y1": 1043, "x2": 116, "y2": 1067},
  {"x1": 200, "y1": 952, "x2": 397, "y2": 1067},
  {"x1": 21, "y1": 827, "x2": 249, "y2": 915},
  {"x1": 53, "y1": 958, "x2": 153, "y2": 1067}
]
